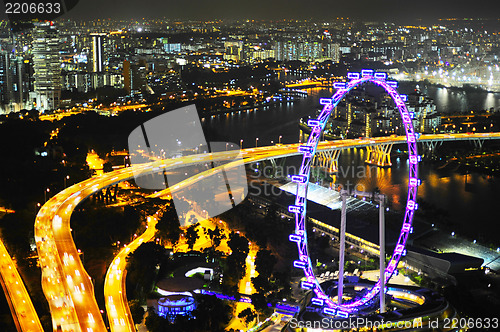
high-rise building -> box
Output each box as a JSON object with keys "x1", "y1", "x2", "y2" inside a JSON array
[
  {"x1": 0, "y1": 46, "x2": 29, "y2": 113},
  {"x1": 325, "y1": 43, "x2": 341, "y2": 63},
  {"x1": 32, "y1": 22, "x2": 61, "y2": 110},
  {"x1": 274, "y1": 39, "x2": 340, "y2": 63},
  {"x1": 123, "y1": 60, "x2": 131, "y2": 94},
  {"x1": 160, "y1": 38, "x2": 182, "y2": 54},
  {"x1": 123, "y1": 59, "x2": 147, "y2": 95},
  {"x1": 249, "y1": 49, "x2": 275, "y2": 61},
  {"x1": 91, "y1": 33, "x2": 106, "y2": 73},
  {"x1": 90, "y1": 33, "x2": 107, "y2": 89},
  {"x1": 224, "y1": 41, "x2": 244, "y2": 62}
]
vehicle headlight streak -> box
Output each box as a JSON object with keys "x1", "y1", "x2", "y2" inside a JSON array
[{"x1": 290, "y1": 72, "x2": 419, "y2": 317}]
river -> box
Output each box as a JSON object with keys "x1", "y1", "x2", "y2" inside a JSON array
[{"x1": 205, "y1": 84, "x2": 500, "y2": 244}]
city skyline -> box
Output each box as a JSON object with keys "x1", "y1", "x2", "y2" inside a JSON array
[{"x1": 1, "y1": 6, "x2": 500, "y2": 332}]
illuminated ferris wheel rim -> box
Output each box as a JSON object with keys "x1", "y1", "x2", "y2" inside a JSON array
[{"x1": 288, "y1": 70, "x2": 420, "y2": 318}]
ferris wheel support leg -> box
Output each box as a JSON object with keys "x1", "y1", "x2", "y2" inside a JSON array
[
  {"x1": 378, "y1": 194, "x2": 386, "y2": 313},
  {"x1": 329, "y1": 149, "x2": 341, "y2": 173},
  {"x1": 338, "y1": 190, "x2": 348, "y2": 305},
  {"x1": 365, "y1": 143, "x2": 393, "y2": 167}
]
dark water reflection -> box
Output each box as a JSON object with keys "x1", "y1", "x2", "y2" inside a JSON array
[
  {"x1": 398, "y1": 81, "x2": 500, "y2": 113},
  {"x1": 333, "y1": 150, "x2": 500, "y2": 243},
  {"x1": 206, "y1": 85, "x2": 500, "y2": 243}
]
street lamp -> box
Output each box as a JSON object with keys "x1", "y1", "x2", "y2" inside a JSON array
[
  {"x1": 44, "y1": 188, "x2": 50, "y2": 203},
  {"x1": 64, "y1": 175, "x2": 70, "y2": 188},
  {"x1": 255, "y1": 137, "x2": 259, "y2": 147},
  {"x1": 240, "y1": 139, "x2": 243, "y2": 149},
  {"x1": 279, "y1": 135, "x2": 282, "y2": 144}
]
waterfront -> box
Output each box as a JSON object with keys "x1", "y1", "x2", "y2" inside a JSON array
[
  {"x1": 206, "y1": 85, "x2": 500, "y2": 245},
  {"x1": 398, "y1": 81, "x2": 500, "y2": 113},
  {"x1": 335, "y1": 150, "x2": 500, "y2": 245},
  {"x1": 206, "y1": 81, "x2": 500, "y2": 147}
]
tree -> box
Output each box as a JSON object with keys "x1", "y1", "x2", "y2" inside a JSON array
[
  {"x1": 269, "y1": 271, "x2": 292, "y2": 300},
  {"x1": 254, "y1": 249, "x2": 276, "y2": 279},
  {"x1": 222, "y1": 231, "x2": 250, "y2": 294},
  {"x1": 126, "y1": 243, "x2": 166, "y2": 300},
  {"x1": 226, "y1": 231, "x2": 249, "y2": 276},
  {"x1": 227, "y1": 231, "x2": 250, "y2": 261},
  {"x1": 156, "y1": 204, "x2": 181, "y2": 245},
  {"x1": 204, "y1": 224, "x2": 226, "y2": 249},
  {"x1": 251, "y1": 275, "x2": 269, "y2": 293},
  {"x1": 238, "y1": 307, "x2": 257, "y2": 325},
  {"x1": 144, "y1": 308, "x2": 164, "y2": 332},
  {"x1": 185, "y1": 224, "x2": 199, "y2": 250},
  {"x1": 193, "y1": 295, "x2": 231, "y2": 331},
  {"x1": 103, "y1": 161, "x2": 113, "y2": 173},
  {"x1": 250, "y1": 293, "x2": 268, "y2": 311},
  {"x1": 202, "y1": 246, "x2": 224, "y2": 262},
  {"x1": 129, "y1": 300, "x2": 145, "y2": 324}
]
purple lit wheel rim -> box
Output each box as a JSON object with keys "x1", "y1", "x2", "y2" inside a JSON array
[{"x1": 291, "y1": 76, "x2": 419, "y2": 316}]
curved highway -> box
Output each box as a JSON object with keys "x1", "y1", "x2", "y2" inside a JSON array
[
  {"x1": 35, "y1": 133, "x2": 500, "y2": 331},
  {"x1": 0, "y1": 239, "x2": 44, "y2": 332},
  {"x1": 104, "y1": 216, "x2": 157, "y2": 332}
]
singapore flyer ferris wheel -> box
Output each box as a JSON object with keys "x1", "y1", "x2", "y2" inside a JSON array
[{"x1": 288, "y1": 70, "x2": 420, "y2": 318}]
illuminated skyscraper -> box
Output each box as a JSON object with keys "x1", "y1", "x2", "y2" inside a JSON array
[
  {"x1": 274, "y1": 39, "x2": 340, "y2": 62},
  {"x1": 91, "y1": 33, "x2": 106, "y2": 73},
  {"x1": 32, "y1": 22, "x2": 61, "y2": 110},
  {"x1": 123, "y1": 59, "x2": 131, "y2": 94},
  {"x1": 91, "y1": 33, "x2": 107, "y2": 89},
  {"x1": 160, "y1": 38, "x2": 181, "y2": 53},
  {"x1": 123, "y1": 59, "x2": 147, "y2": 95},
  {"x1": 224, "y1": 41, "x2": 244, "y2": 62},
  {"x1": 325, "y1": 43, "x2": 340, "y2": 63},
  {"x1": 0, "y1": 46, "x2": 28, "y2": 113}
]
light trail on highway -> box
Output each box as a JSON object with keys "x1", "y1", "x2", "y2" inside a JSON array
[
  {"x1": 34, "y1": 132, "x2": 500, "y2": 331},
  {"x1": 104, "y1": 216, "x2": 158, "y2": 332},
  {"x1": 0, "y1": 239, "x2": 44, "y2": 332}
]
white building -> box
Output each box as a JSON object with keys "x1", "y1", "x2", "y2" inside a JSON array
[{"x1": 32, "y1": 22, "x2": 62, "y2": 111}]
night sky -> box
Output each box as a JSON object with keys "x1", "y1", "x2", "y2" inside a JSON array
[
  {"x1": 61, "y1": 0, "x2": 500, "y2": 22},
  {"x1": 0, "y1": 0, "x2": 500, "y2": 24},
  {"x1": 1, "y1": 0, "x2": 500, "y2": 22}
]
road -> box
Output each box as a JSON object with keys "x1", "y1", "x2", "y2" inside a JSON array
[
  {"x1": 104, "y1": 216, "x2": 158, "y2": 332},
  {"x1": 105, "y1": 207, "x2": 233, "y2": 332},
  {"x1": 86, "y1": 151, "x2": 104, "y2": 176},
  {"x1": 35, "y1": 186, "x2": 107, "y2": 332},
  {"x1": 0, "y1": 207, "x2": 15, "y2": 214},
  {"x1": 35, "y1": 152, "x2": 248, "y2": 332},
  {"x1": 226, "y1": 243, "x2": 259, "y2": 331},
  {"x1": 34, "y1": 132, "x2": 500, "y2": 331},
  {"x1": 0, "y1": 239, "x2": 44, "y2": 332}
]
